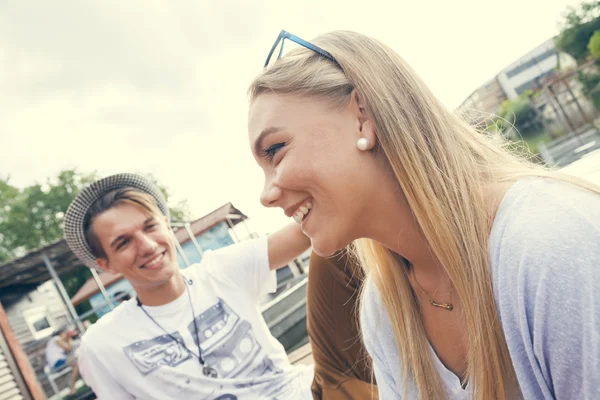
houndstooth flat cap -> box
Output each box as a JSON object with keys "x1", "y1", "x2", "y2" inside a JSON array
[{"x1": 63, "y1": 173, "x2": 170, "y2": 269}]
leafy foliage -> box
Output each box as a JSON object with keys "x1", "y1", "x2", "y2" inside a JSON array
[
  {"x1": 556, "y1": 1, "x2": 600, "y2": 62},
  {"x1": 0, "y1": 169, "x2": 190, "y2": 263},
  {"x1": 494, "y1": 94, "x2": 544, "y2": 138}
]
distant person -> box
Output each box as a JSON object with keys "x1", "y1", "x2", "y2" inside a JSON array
[
  {"x1": 307, "y1": 251, "x2": 377, "y2": 399},
  {"x1": 248, "y1": 30, "x2": 600, "y2": 399},
  {"x1": 63, "y1": 173, "x2": 314, "y2": 399},
  {"x1": 45, "y1": 327, "x2": 80, "y2": 395}
]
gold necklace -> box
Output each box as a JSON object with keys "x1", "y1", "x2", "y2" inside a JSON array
[{"x1": 409, "y1": 267, "x2": 454, "y2": 311}]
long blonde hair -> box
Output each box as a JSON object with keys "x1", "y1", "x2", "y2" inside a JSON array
[{"x1": 249, "y1": 30, "x2": 600, "y2": 399}]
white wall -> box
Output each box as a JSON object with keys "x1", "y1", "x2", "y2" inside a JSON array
[
  {"x1": 5, "y1": 281, "x2": 70, "y2": 347},
  {"x1": 497, "y1": 39, "x2": 557, "y2": 99}
]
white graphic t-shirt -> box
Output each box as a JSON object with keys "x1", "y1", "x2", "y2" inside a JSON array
[{"x1": 78, "y1": 237, "x2": 313, "y2": 400}]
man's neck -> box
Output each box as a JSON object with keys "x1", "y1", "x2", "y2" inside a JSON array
[{"x1": 135, "y1": 275, "x2": 186, "y2": 307}]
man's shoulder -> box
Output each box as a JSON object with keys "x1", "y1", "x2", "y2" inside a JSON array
[
  {"x1": 45, "y1": 336, "x2": 59, "y2": 350},
  {"x1": 189, "y1": 238, "x2": 268, "y2": 276},
  {"x1": 81, "y1": 301, "x2": 137, "y2": 349},
  {"x1": 202, "y1": 238, "x2": 268, "y2": 264}
]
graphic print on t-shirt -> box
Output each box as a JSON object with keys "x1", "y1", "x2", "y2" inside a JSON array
[
  {"x1": 123, "y1": 298, "x2": 280, "y2": 380},
  {"x1": 123, "y1": 332, "x2": 192, "y2": 375},
  {"x1": 189, "y1": 298, "x2": 279, "y2": 379}
]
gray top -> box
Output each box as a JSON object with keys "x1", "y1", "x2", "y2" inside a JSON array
[{"x1": 361, "y1": 178, "x2": 600, "y2": 399}]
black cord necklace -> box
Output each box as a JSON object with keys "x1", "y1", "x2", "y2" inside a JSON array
[{"x1": 136, "y1": 278, "x2": 218, "y2": 378}]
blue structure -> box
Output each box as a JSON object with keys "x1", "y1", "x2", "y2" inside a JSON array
[{"x1": 176, "y1": 222, "x2": 234, "y2": 266}]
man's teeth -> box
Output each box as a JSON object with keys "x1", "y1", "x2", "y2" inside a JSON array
[
  {"x1": 145, "y1": 253, "x2": 163, "y2": 268},
  {"x1": 293, "y1": 202, "x2": 312, "y2": 224}
]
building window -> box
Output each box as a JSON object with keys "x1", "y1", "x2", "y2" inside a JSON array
[
  {"x1": 514, "y1": 70, "x2": 556, "y2": 95},
  {"x1": 505, "y1": 48, "x2": 557, "y2": 79},
  {"x1": 23, "y1": 307, "x2": 56, "y2": 340}
]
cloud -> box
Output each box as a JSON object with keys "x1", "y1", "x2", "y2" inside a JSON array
[{"x1": 0, "y1": 0, "x2": 583, "y2": 234}]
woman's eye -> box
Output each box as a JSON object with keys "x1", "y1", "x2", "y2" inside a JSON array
[{"x1": 262, "y1": 142, "x2": 286, "y2": 161}]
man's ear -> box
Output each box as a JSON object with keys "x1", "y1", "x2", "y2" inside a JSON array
[{"x1": 164, "y1": 215, "x2": 172, "y2": 231}]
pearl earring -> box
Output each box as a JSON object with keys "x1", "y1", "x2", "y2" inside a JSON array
[{"x1": 357, "y1": 138, "x2": 370, "y2": 151}]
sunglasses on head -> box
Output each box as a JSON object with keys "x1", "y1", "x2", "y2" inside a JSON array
[{"x1": 264, "y1": 30, "x2": 338, "y2": 68}]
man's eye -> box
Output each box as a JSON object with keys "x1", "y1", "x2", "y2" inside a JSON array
[
  {"x1": 116, "y1": 239, "x2": 129, "y2": 250},
  {"x1": 262, "y1": 142, "x2": 286, "y2": 161}
]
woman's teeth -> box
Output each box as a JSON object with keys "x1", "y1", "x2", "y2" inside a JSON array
[{"x1": 293, "y1": 202, "x2": 313, "y2": 224}]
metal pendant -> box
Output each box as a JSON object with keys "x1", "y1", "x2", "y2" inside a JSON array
[
  {"x1": 430, "y1": 300, "x2": 454, "y2": 311},
  {"x1": 203, "y1": 365, "x2": 218, "y2": 378}
]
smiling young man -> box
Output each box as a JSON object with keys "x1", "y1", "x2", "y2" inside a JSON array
[{"x1": 63, "y1": 173, "x2": 314, "y2": 399}]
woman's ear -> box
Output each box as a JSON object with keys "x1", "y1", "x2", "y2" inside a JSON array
[{"x1": 351, "y1": 90, "x2": 376, "y2": 150}]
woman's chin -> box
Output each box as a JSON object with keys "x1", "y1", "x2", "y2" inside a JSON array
[{"x1": 310, "y1": 237, "x2": 345, "y2": 258}]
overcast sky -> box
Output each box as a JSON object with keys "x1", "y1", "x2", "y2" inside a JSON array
[{"x1": 0, "y1": 0, "x2": 583, "y2": 234}]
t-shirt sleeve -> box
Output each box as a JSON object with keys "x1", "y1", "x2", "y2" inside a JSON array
[
  {"x1": 78, "y1": 336, "x2": 135, "y2": 400},
  {"x1": 201, "y1": 236, "x2": 276, "y2": 299},
  {"x1": 360, "y1": 279, "x2": 403, "y2": 398},
  {"x1": 492, "y1": 180, "x2": 600, "y2": 399}
]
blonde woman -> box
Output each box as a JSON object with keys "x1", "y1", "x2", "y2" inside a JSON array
[{"x1": 247, "y1": 30, "x2": 600, "y2": 399}]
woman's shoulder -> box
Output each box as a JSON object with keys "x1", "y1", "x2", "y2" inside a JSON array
[
  {"x1": 489, "y1": 178, "x2": 600, "y2": 398},
  {"x1": 360, "y1": 277, "x2": 395, "y2": 345},
  {"x1": 489, "y1": 177, "x2": 600, "y2": 333},
  {"x1": 360, "y1": 277, "x2": 383, "y2": 325},
  {"x1": 490, "y1": 177, "x2": 600, "y2": 259}
]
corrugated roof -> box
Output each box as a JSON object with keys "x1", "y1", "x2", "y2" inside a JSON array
[
  {"x1": 70, "y1": 270, "x2": 123, "y2": 306},
  {"x1": 173, "y1": 203, "x2": 247, "y2": 244}
]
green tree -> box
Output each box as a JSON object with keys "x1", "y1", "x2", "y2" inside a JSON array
[
  {"x1": 495, "y1": 94, "x2": 544, "y2": 138},
  {"x1": 0, "y1": 169, "x2": 190, "y2": 263},
  {"x1": 145, "y1": 173, "x2": 190, "y2": 223},
  {"x1": 556, "y1": 1, "x2": 600, "y2": 62},
  {"x1": 577, "y1": 68, "x2": 600, "y2": 111},
  {"x1": 555, "y1": 2, "x2": 600, "y2": 111},
  {"x1": 588, "y1": 30, "x2": 600, "y2": 58},
  {"x1": 0, "y1": 170, "x2": 97, "y2": 262},
  {"x1": 1, "y1": 168, "x2": 191, "y2": 320}
]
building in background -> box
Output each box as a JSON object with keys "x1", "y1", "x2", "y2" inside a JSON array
[
  {"x1": 497, "y1": 39, "x2": 559, "y2": 100},
  {"x1": 0, "y1": 298, "x2": 48, "y2": 399},
  {"x1": 457, "y1": 37, "x2": 600, "y2": 167},
  {"x1": 0, "y1": 241, "x2": 78, "y2": 397},
  {"x1": 457, "y1": 38, "x2": 577, "y2": 121}
]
